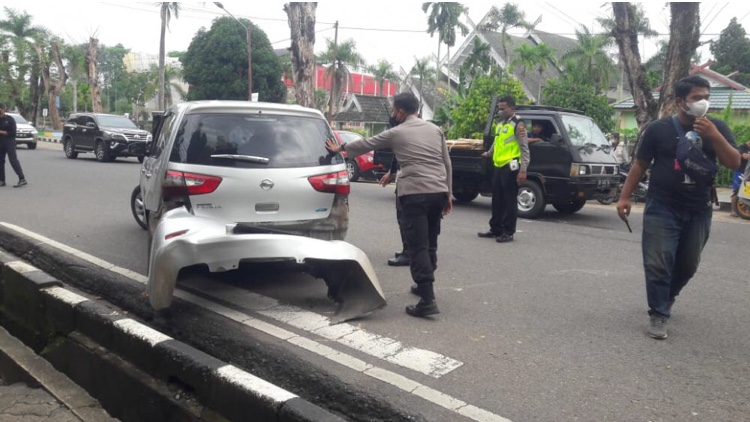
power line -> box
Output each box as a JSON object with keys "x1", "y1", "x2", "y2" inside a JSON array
[{"x1": 701, "y1": 2, "x2": 729, "y2": 36}]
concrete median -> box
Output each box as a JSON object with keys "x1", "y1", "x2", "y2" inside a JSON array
[{"x1": 0, "y1": 249, "x2": 347, "y2": 422}]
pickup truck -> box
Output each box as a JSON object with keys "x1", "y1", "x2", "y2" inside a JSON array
[{"x1": 375, "y1": 104, "x2": 620, "y2": 219}]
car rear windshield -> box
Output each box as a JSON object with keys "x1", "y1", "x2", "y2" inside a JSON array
[
  {"x1": 168, "y1": 113, "x2": 340, "y2": 168},
  {"x1": 97, "y1": 115, "x2": 139, "y2": 129}
]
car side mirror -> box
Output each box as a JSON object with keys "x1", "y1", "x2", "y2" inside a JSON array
[{"x1": 550, "y1": 133, "x2": 563, "y2": 144}]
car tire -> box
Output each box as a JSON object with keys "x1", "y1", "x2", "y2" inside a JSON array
[
  {"x1": 453, "y1": 190, "x2": 479, "y2": 203},
  {"x1": 553, "y1": 198, "x2": 586, "y2": 214},
  {"x1": 736, "y1": 198, "x2": 750, "y2": 220},
  {"x1": 27, "y1": 142, "x2": 37, "y2": 150},
  {"x1": 63, "y1": 138, "x2": 78, "y2": 159},
  {"x1": 131, "y1": 185, "x2": 149, "y2": 230},
  {"x1": 517, "y1": 180, "x2": 546, "y2": 219},
  {"x1": 95, "y1": 141, "x2": 111, "y2": 162},
  {"x1": 346, "y1": 159, "x2": 360, "y2": 182}
]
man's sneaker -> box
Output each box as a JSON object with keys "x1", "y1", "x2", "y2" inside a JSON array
[
  {"x1": 13, "y1": 179, "x2": 27, "y2": 188},
  {"x1": 647, "y1": 315, "x2": 668, "y2": 339},
  {"x1": 496, "y1": 234, "x2": 514, "y2": 243},
  {"x1": 477, "y1": 231, "x2": 500, "y2": 238}
]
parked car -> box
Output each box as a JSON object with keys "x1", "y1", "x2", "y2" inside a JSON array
[
  {"x1": 8, "y1": 113, "x2": 37, "y2": 149},
  {"x1": 62, "y1": 113, "x2": 152, "y2": 162},
  {"x1": 334, "y1": 130, "x2": 382, "y2": 182},
  {"x1": 129, "y1": 101, "x2": 385, "y2": 322}
]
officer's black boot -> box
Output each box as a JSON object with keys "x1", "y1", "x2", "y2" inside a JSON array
[
  {"x1": 406, "y1": 283, "x2": 439, "y2": 317},
  {"x1": 388, "y1": 249, "x2": 410, "y2": 266}
]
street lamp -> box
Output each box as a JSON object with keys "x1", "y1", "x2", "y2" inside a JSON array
[{"x1": 214, "y1": 2, "x2": 253, "y2": 101}]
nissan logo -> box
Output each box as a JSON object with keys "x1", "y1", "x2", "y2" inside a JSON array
[{"x1": 260, "y1": 179, "x2": 274, "y2": 190}]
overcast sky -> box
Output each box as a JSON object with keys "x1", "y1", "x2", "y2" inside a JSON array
[{"x1": 11, "y1": 2, "x2": 750, "y2": 74}]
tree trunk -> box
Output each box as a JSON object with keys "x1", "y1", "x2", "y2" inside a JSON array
[
  {"x1": 158, "y1": 5, "x2": 167, "y2": 110},
  {"x1": 436, "y1": 40, "x2": 441, "y2": 84},
  {"x1": 86, "y1": 37, "x2": 103, "y2": 113},
  {"x1": 611, "y1": 2, "x2": 658, "y2": 144},
  {"x1": 29, "y1": 58, "x2": 42, "y2": 125},
  {"x1": 285, "y1": 2, "x2": 318, "y2": 108},
  {"x1": 658, "y1": 3, "x2": 700, "y2": 118},
  {"x1": 537, "y1": 69, "x2": 543, "y2": 104},
  {"x1": 48, "y1": 41, "x2": 67, "y2": 130}
]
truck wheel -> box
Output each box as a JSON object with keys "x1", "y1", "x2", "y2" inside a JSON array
[
  {"x1": 63, "y1": 139, "x2": 78, "y2": 159},
  {"x1": 453, "y1": 191, "x2": 479, "y2": 203},
  {"x1": 553, "y1": 198, "x2": 586, "y2": 214},
  {"x1": 517, "y1": 180, "x2": 546, "y2": 219}
]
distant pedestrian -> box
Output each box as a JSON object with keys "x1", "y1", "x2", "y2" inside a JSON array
[
  {"x1": 617, "y1": 75, "x2": 741, "y2": 339},
  {"x1": 326, "y1": 92, "x2": 452, "y2": 318},
  {"x1": 730, "y1": 140, "x2": 750, "y2": 217},
  {"x1": 0, "y1": 103, "x2": 27, "y2": 188},
  {"x1": 478, "y1": 95, "x2": 530, "y2": 243}
]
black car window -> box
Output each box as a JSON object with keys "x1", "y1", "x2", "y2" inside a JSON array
[
  {"x1": 169, "y1": 113, "x2": 342, "y2": 168},
  {"x1": 80, "y1": 116, "x2": 95, "y2": 127},
  {"x1": 151, "y1": 113, "x2": 177, "y2": 158}
]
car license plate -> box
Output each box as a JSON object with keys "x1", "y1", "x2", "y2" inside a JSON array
[{"x1": 598, "y1": 179, "x2": 610, "y2": 188}]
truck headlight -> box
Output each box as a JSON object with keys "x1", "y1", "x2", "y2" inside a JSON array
[{"x1": 570, "y1": 164, "x2": 590, "y2": 177}]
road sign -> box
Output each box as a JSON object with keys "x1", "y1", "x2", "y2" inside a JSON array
[{"x1": 43, "y1": 108, "x2": 48, "y2": 117}]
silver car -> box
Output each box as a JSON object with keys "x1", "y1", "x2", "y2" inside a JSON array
[
  {"x1": 131, "y1": 101, "x2": 386, "y2": 323},
  {"x1": 9, "y1": 113, "x2": 38, "y2": 149}
]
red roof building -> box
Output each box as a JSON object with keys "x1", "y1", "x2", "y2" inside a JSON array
[{"x1": 284, "y1": 66, "x2": 399, "y2": 97}]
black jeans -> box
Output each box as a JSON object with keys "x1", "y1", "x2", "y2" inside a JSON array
[
  {"x1": 0, "y1": 139, "x2": 25, "y2": 182},
  {"x1": 399, "y1": 193, "x2": 448, "y2": 291},
  {"x1": 489, "y1": 164, "x2": 519, "y2": 236}
]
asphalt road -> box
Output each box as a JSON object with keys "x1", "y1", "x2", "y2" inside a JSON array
[{"x1": 2, "y1": 142, "x2": 749, "y2": 422}]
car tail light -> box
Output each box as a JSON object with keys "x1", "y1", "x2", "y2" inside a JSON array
[
  {"x1": 163, "y1": 170, "x2": 222, "y2": 200},
  {"x1": 308, "y1": 171, "x2": 350, "y2": 195}
]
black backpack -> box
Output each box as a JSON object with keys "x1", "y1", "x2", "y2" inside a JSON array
[{"x1": 671, "y1": 116, "x2": 718, "y2": 187}]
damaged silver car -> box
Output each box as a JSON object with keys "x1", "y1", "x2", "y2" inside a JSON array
[{"x1": 131, "y1": 101, "x2": 386, "y2": 323}]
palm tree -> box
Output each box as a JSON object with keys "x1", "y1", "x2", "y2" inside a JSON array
[
  {"x1": 481, "y1": 3, "x2": 531, "y2": 66},
  {"x1": 459, "y1": 37, "x2": 492, "y2": 91},
  {"x1": 532, "y1": 43, "x2": 556, "y2": 104},
  {"x1": 368, "y1": 60, "x2": 399, "y2": 96},
  {"x1": 561, "y1": 26, "x2": 615, "y2": 94},
  {"x1": 422, "y1": 2, "x2": 469, "y2": 82},
  {"x1": 0, "y1": 7, "x2": 47, "y2": 115},
  {"x1": 317, "y1": 38, "x2": 365, "y2": 117},
  {"x1": 157, "y1": 3, "x2": 180, "y2": 110},
  {"x1": 511, "y1": 43, "x2": 537, "y2": 78},
  {"x1": 409, "y1": 57, "x2": 436, "y2": 115},
  {"x1": 160, "y1": 64, "x2": 187, "y2": 107}
]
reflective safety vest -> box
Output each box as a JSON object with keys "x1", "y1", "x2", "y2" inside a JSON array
[{"x1": 493, "y1": 116, "x2": 521, "y2": 168}]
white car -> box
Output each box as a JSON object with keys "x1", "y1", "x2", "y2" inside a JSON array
[
  {"x1": 9, "y1": 113, "x2": 38, "y2": 149},
  {"x1": 130, "y1": 101, "x2": 386, "y2": 323}
]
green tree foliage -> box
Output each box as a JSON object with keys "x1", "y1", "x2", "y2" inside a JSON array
[
  {"x1": 182, "y1": 17, "x2": 285, "y2": 103},
  {"x1": 481, "y1": 4, "x2": 531, "y2": 65},
  {"x1": 562, "y1": 26, "x2": 615, "y2": 94},
  {"x1": 543, "y1": 77, "x2": 614, "y2": 133},
  {"x1": 422, "y1": 2, "x2": 469, "y2": 79},
  {"x1": 710, "y1": 17, "x2": 750, "y2": 86},
  {"x1": 317, "y1": 38, "x2": 365, "y2": 115},
  {"x1": 459, "y1": 38, "x2": 492, "y2": 92},
  {"x1": 447, "y1": 75, "x2": 526, "y2": 139},
  {"x1": 368, "y1": 59, "x2": 399, "y2": 96}
]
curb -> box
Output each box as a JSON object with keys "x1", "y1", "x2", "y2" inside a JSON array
[
  {"x1": 0, "y1": 249, "x2": 346, "y2": 422},
  {"x1": 39, "y1": 137, "x2": 61, "y2": 143}
]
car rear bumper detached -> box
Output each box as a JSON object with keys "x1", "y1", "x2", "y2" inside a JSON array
[{"x1": 148, "y1": 208, "x2": 386, "y2": 324}]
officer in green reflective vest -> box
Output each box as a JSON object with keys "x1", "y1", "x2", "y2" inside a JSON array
[{"x1": 478, "y1": 95, "x2": 530, "y2": 243}]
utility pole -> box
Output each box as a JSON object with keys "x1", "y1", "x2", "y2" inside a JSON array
[{"x1": 328, "y1": 21, "x2": 339, "y2": 123}]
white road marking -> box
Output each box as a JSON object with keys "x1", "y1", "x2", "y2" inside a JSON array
[
  {"x1": 0, "y1": 222, "x2": 514, "y2": 422},
  {"x1": 6, "y1": 260, "x2": 39, "y2": 274},
  {"x1": 44, "y1": 286, "x2": 89, "y2": 306},
  {"x1": 113, "y1": 318, "x2": 173, "y2": 346},
  {"x1": 216, "y1": 365, "x2": 298, "y2": 403}
]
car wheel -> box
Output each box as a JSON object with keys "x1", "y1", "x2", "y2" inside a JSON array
[
  {"x1": 346, "y1": 159, "x2": 360, "y2": 182},
  {"x1": 553, "y1": 198, "x2": 586, "y2": 214},
  {"x1": 517, "y1": 180, "x2": 546, "y2": 219},
  {"x1": 95, "y1": 141, "x2": 111, "y2": 162},
  {"x1": 63, "y1": 139, "x2": 78, "y2": 159},
  {"x1": 453, "y1": 190, "x2": 479, "y2": 203},
  {"x1": 27, "y1": 142, "x2": 37, "y2": 150},
  {"x1": 131, "y1": 185, "x2": 149, "y2": 230}
]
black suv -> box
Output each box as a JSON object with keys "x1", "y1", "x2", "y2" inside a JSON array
[{"x1": 62, "y1": 113, "x2": 151, "y2": 162}]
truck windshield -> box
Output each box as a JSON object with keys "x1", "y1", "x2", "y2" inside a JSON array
[{"x1": 560, "y1": 114, "x2": 609, "y2": 147}]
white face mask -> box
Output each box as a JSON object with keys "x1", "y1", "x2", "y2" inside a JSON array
[{"x1": 684, "y1": 99, "x2": 710, "y2": 118}]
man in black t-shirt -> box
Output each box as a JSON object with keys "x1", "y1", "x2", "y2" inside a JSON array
[
  {"x1": 0, "y1": 103, "x2": 27, "y2": 188},
  {"x1": 617, "y1": 76, "x2": 741, "y2": 340}
]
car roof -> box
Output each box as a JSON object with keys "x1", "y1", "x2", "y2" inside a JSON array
[{"x1": 169, "y1": 101, "x2": 326, "y2": 119}]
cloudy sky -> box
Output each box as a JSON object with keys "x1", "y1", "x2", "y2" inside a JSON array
[{"x1": 11, "y1": 2, "x2": 750, "y2": 73}]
